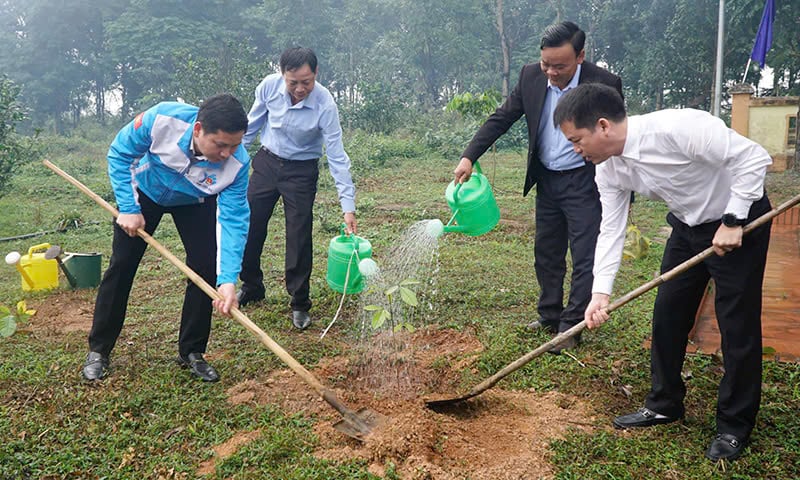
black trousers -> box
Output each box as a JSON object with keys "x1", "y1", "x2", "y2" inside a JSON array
[
  {"x1": 534, "y1": 164, "x2": 601, "y2": 332},
  {"x1": 240, "y1": 148, "x2": 319, "y2": 312},
  {"x1": 645, "y1": 195, "x2": 771, "y2": 440},
  {"x1": 89, "y1": 191, "x2": 218, "y2": 358}
]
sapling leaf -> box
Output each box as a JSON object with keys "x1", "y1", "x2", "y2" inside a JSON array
[
  {"x1": 372, "y1": 310, "x2": 385, "y2": 329},
  {"x1": 371, "y1": 309, "x2": 390, "y2": 330},
  {"x1": 399, "y1": 287, "x2": 418, "y2": 306},
  {"x1": 0, "y1": 316, "x2": 16, "y2": 337},
  {"x1": 385, "y1": 285, "x2": 399, "y2": 296},
  {"x1": 364, "y1": 305, "x2": 383, "y2": 311},
  {"x1": 400, "y1": 279, "x2": 420, "y2": 286}
]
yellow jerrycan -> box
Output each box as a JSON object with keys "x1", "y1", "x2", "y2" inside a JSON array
[{"x1": 18, "y1": 243, "x2": 59, "y2": 291}]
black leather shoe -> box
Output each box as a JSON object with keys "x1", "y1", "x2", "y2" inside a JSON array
[
  {"x1": 236, "y1": 288, "x2": 264, "y2": 307},
  {"x1": 613, "y1": 407, "x2": 681, "y2": 429},
  {"x1": 292, "y1": 310, "x2": 311, "y2": 330},
  {"x1": 526, "y1": 319, "x2": 558, "y2": 333},
  {"x1": 705, "y1": 433, "x2": 747, "y2": 462},
  {"x1": 547, "y1": 334, "x2": 580, "y2": 355},
  {"x1": 82, "y1": 351, "x2": 109, "y2": 380},
  {"x1": 177, "y1": 352, "x2": 220, "y2": 382}
]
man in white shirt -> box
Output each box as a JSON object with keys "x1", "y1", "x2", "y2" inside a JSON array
[{"x1": 554, "y1": 83, "x2": 772, "y2": 462}]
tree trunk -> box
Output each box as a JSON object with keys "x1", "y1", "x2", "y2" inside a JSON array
[
  {"x1": 655, "y1": 86, "x2": 663, "y2": 111},
  {"x1": 95, "y1": 78, "x2": 105, "y2": 123},
  {"x1": 495, "y1": 0, "x2": 511, "y2": 98},
  {"x1": 794, "y1": 102, "x2": 800, "y2": 171}
]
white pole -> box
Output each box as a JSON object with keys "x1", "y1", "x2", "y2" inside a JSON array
[
  {"x1": 742, "y1": 58, "x2": 752, "y2": 84},
  {"x1": 713, "y1": 0, "x2": 725, "y2": 117}
]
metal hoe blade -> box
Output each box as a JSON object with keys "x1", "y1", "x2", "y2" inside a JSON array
[
  {"x1": 44, "y1": 244, "x2": 79, "y2": 288},
  {"x1": 332, "y1": 407, "x2": 387, "y2": 440}
]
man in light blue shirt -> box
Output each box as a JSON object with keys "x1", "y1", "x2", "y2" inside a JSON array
[{"x1": 237, "y1": 47, "x2": 357, "y2": 330}]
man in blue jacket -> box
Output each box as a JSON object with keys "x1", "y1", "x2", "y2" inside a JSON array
[{"x1": 81, "y1": 93, "x2": 251, "y2": 383}]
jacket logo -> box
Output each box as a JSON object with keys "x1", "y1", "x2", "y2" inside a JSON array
[
  {"x1": 133, "y1": 112, "x2": 144, "y2": 130},
  {"x1": 198, "y1": 172, "x2": 217, "y2": 186}
]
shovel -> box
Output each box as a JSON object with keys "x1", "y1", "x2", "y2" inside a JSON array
[
  {"x1": 44, "y1": 244, "x2": 79, "y2": 288},
  {"x1": 425, "y1": 192, "x2": 800, "y2": 409},
  {"x1": 43, "y1": 160, "x2": 384, "y2": 441}
]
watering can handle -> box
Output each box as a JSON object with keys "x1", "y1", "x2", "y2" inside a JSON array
[
  {"x1": 340, "y1": 223, "x2": 360, "y2": 251},
  {"x1": 452, "y1": 160, "x2": 483, "y2": 207},
  {"x1": 27, "y1": 242, "x2": 52, "y2": 258}
]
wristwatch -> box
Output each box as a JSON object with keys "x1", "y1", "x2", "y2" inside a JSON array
[{"x1": 721, "y1": 213, "x2": 746, "y2": 227}]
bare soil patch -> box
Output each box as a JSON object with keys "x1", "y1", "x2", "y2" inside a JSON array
[
  {"x1": 26, "y1": 289, "x2": 95, "y2": 337},
  {"x1": 219, "y1": 327, "x2": 597, "y2": 479}
]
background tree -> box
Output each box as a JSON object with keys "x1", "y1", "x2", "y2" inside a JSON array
[{"x1": 0, "y1": 75, "x2": 34, "y2": 197}]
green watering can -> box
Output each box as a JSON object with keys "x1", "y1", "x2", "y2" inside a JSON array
[
  {"x1": 326, "y1": 225, "x2": 374, "y2": 294},
  {"x1": 440, "y1": 161, "x2": 500, "y2": 236}
]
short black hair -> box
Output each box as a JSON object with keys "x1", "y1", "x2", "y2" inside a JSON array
[
  {"x1": 540, "y1": 21, "x2": 585, "y2": 55},
  {"x1": 279, "y1": 47, "x2": 318, "y2": 73},
  {"x1": 197, "y1": 93, "x2": 248, "y2": 134},
  {"x1": 553, "y1": 83, "x2": 627, "y2": 130}
]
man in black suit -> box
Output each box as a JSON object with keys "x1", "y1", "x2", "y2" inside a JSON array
[{"x1": 454, "y1": 21, "x2": 622, "y2": 353}]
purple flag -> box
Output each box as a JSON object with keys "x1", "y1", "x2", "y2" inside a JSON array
[{"x1": 750, "y1": 0, "x2": 775, "y2": 69}]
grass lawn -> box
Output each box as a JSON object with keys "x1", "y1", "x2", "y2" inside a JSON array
[{"x1": 1, "y1": 136, "x2": 799, "y2": 479}]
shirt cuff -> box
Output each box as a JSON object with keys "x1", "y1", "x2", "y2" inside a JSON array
[
  {"x1": 340, "y1": 199, "x2": 356, "y2": 213},
  {"x1": 592, "y1": 275, "x2": 615, "y2": 296},
  {"x1": 725, "y1": 196, "x2": 754, "y2": 220}
]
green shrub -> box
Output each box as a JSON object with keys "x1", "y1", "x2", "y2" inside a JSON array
[
  {"x1": 0, "y1": 75, "x2": 40, "y2": 198},
  {"x1": 343, "y1": 130, "x2": 425, "y2": 175}
]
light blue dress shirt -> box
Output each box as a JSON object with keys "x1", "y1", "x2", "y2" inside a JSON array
[
  {"x1": 536, "y1": 64, "x2": 586, "y2": 171},
  {"x1": 243, "y1": 73, "x2": 356, "y2": 212}
]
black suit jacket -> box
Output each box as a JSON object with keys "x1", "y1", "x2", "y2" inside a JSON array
[{"x1": 462, "y1": 61, "x2": 623, "y2": 197}]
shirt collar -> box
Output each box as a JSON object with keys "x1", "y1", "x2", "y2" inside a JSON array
[
  {"x1": 547, "y1": 64, "x2": 582, "y2": 92},
  {"x1": 619, "y1": 116, "x2": 641, "y2": 161},
  {"x1": 281, "y1": 82, "x2": 317, "y2": 110},
  {"x1": 188, "y1": 135, "x2": 207, "y2": 162}
]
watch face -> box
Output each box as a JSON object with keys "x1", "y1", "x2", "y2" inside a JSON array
[{"x1": 722, "y1": 214, "x2": 742, "y2": 227}]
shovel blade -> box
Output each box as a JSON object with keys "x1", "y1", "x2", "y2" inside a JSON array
[
  {"x1": 332, "y1": 408, "x2": 386, "y2": 441},
  {"x1": 423, "y1": 392, "x2": 478, "y2": 411}
]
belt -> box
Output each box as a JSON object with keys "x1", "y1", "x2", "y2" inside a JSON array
[
  {"x1": 544, "y1": 164, "x2": 586, "y2": 175},
  {"x1": 262, "y1": 147, "x2": 320, "y2": 164},
  {"x1": 262, "y1": 147, "x2": 293, "y2": 163}
]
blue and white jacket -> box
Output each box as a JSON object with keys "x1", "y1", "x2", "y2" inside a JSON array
[{"x1": 107, "y1": 101, "x2": 250, "y2": 285}]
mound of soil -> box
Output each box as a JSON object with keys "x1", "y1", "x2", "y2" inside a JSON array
[{"x1": 222, "y1": 327, "x2": 597, "y2": 479}]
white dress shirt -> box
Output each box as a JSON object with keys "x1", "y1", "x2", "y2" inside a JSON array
[{"x1": 592, "y1": 108, "x2": 772, "y2": 295}]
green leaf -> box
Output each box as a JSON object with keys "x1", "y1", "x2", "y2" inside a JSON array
[
  {"x1": 364, "y1": 305, "x2": 383, "y2": 311},
  {"x1": 762, "y1": 346, "x2": 777, "y2": 355},
  {"x1": 400, "y1": 279, "x2": 420, "y2": 286},
  {"x1": 399, "y1": 287, "x2": 418, "y2": 306},
  {"x1": 0, "y1": 305, "x2": 9, "y2": 316},
  {"x1": 371, "y1": 309, "x2": 390, "y2": 330},
  {"x1": 393, "y1": 323, "x2": 403, "y2": 333},
  {"x1": 385, "y1": 285, "x2": 399, "y2": 296},
  {"x1": 0, "y1": 316, "x2": 17, "y2": 337}
]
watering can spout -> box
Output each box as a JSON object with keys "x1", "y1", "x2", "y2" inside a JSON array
[{"x1": 442, "y1": 224, "x2": 467, "y2": 234}]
